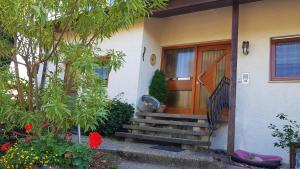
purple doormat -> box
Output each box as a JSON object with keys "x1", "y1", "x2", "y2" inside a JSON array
[{"x1": 150, "y1": 145, "x2": 184, "y2": 152}]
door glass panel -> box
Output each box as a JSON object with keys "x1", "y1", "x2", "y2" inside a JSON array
[
  {"x1": 166, "y1": 91, "x2": 192, "y2": 108},
  {"x1": 164, "y1": 48, "x2": 194, "y2": 79},
  {"x1": 199, "y1": 49, "x2": 226, "y2": 110},
  {"x1": 201, "y1": 50, "x2": 226, "y2": 72},
  {"x1": 200, "y1": 86, "x2": 209, "y2": 110},
  {"x1": 216, "y1": 56, "x2": 226, "y2": 84}
]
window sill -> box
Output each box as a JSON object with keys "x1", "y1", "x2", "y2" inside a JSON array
[{"x1": 268, "y1": 80, "x2": 300, "y2": 83}]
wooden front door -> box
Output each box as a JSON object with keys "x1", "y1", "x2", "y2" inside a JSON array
[
  {"x1": 162, "y1": 43, "x2": 230, "y2": 115},
  {"x1": 194, "y1": 45, "x2": 231, "y2": 115}
]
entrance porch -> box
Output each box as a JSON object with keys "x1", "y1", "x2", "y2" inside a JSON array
[{"x1": 116, "y1": 0, "x2": 242, "y2": 153}]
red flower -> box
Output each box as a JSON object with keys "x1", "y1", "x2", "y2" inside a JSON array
[
  {"x1": 89, "y1": 132, "x2": 102, "y2": 149},
  {"x1": 24, "y1": 123, "x2": 33, "y2": 133},
  {"x1": 1, "y1": 142, "x2": 11, "y2": 153}
]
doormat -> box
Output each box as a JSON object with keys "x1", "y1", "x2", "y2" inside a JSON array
[{"x1": 150, "y1": 145, "x2": 184, "y2": 152}]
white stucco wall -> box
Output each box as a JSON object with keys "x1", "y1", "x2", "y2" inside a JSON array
[
  {"x1": 159, "y1": 7, "x2": 232, "y2": 46},
  {"x1": 236, "y1": 0, "x2": 300, "y2": 163},
  {"x1": 136, "y1": 18, "x2": 163, "y2": 102},
  {"x1": 99, "y1": 21, "x2": 145, "y2": 105}
]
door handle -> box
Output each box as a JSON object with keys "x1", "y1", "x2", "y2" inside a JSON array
[{"x1": 197, "y1": 72, "x2": 206, "y2": 85}]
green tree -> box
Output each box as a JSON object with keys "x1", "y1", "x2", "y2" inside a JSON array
[
  {"x1": 0, "y1": 0, "x2": 166, "y2": 135},
  {"x1": 149, "y1": 70, "x2": 168, "y2": 103}
]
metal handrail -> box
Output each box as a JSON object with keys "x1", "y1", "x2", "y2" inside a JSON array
[{"x1": 207, "y1": 77, "x2": 230, "y2": 133}]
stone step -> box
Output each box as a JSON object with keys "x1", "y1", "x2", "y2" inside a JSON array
[
  {"x1": 123, "y1": 125, "x2": 210, "y2": 136},
  {"x1": 136, "y1": 112, "x2": 207, "y2": 120},
  {"x1": 100, "y1": 138, "x2": 215, "y2": 169},
  {"x1": 115, "y1": 132, "x2": 211, "y2": 146},
  {"x1": 130, "y1": 118, "x2": 209, "y2": 127}
]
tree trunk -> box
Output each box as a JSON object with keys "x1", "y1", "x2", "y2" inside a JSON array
[{"x1": 12, "y1": 36, "x2": 26, "y2": 109}]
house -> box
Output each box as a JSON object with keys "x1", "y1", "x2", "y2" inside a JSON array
[{"x1": 95, "y1": 0, "x2": 300, "y2": 164}]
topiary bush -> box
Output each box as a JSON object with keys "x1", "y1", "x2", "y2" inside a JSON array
[
  {"x1": 96, "y1": 99, "x2": 134, "y2": 135},
  {"x1": 149, "y1": 70, "x2": 168, "y2": 103}
]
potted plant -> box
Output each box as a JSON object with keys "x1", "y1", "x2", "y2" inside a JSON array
[
  {"x1": 149, "y1": 70, "x2": 169, "y2": 113},
  {"x1": 268, "y1": 113, "x2": 300, "y2": 168},
  {"x1": 269, "y1": 113, "x2": 300, "y2": 149}
]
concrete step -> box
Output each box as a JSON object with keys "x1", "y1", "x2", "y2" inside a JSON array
[
  {"x1": 136, "y1": 112, "x2": 207, "y2": 120},
  {"x1": 115, "y1": 132, "x2": 211, "y2": 146},
  {"x1": 100, "y1": 138, "x2": 215, "y2": 169},
  {"x1": 123, "y1": 124, "x2": 210, "y2": 136},
  {"x1": 130, "y1": 118, "x2": 209, "y2": 127}
]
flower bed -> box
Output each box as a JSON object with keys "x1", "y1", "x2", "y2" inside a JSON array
[{"x1": 0, "y1": 127, "x2": 103, "y2": 169}]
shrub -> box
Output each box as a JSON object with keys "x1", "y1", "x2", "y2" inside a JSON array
[
  {"x1": 149, "y1": 70, "x2": 168, "y2": 103},
  {"x1": 96, "y1": 99, "x2": 134, "y2": 135}
]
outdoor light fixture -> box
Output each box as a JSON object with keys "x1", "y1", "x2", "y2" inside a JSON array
[{"x1": 242, "y1": 41, "x2": 250, "y2": 55}]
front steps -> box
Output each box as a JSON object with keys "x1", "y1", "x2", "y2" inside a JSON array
[{"x1": 115, "y1": 112, "x2": 212, "y2": 150}]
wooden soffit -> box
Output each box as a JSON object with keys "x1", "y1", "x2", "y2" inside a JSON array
[{"x1": 152, "y1": 0, "x2": 262, "y2": 17}]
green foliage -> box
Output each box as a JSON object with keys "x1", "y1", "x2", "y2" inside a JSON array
[
  {"x1": 149, "y1": 70, "x2": 168, "y2": 103},
  {"x1": 0, "y1": 0, "x2": 167, "y2": 135},
  {"x1": 96, "y1": 99, "x2": 134, "y2": 135},
  {"x1": 0, "y1": 135, "x2": 93, "y2": 169},
  {"x1": 268, "y1": 113, "x2": 300, "y2": 149},
  {"x1": 64, "y1": 144, "x2": 93, "y2": 169},
  {"x1": 0, "y1": 25, "x2": 13, "y2": 64}
]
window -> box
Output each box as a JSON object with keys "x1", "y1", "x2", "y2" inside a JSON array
[
  {"x1": 271, "y1": 37, "x2": 300, "y2": 81},
  {"x1": 96, "y1": 67, "x2": 109, "y2": 81},
  {"x1": 95, "y1": 56, "x2": 111, "y2": 82}
]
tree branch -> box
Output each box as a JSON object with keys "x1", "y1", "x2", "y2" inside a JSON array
[
  {"x1": 85, "y1": 13, "x2": 112, "y2": 46},
  {"x1": 41, "y1": 0, "x2": 79, "y2": 63}
]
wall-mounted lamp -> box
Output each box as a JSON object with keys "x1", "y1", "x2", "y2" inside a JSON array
[{"x1": 242, "y1": 41, "x2": 250, "y2": 55}]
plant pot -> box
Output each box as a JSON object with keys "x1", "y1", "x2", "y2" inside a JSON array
[{"x1": 156, "y1": 104, "x2": 166, "y2": 113}]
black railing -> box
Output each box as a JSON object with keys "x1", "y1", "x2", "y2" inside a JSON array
[{"x1": 207, "y1": 77, "x2": 230, "y2": 133}]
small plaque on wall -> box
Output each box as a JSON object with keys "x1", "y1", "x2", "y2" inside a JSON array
[
  {"x1": 150, "y1": 54, "x2": 156, "y2": 66},
  {"x1": 242, "y1": 73, "x2": 250, "y2": 84}
]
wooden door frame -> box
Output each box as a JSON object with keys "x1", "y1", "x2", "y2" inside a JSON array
[{"x1": 161, "y1": 40, "x2": 231, "y2": 115}]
